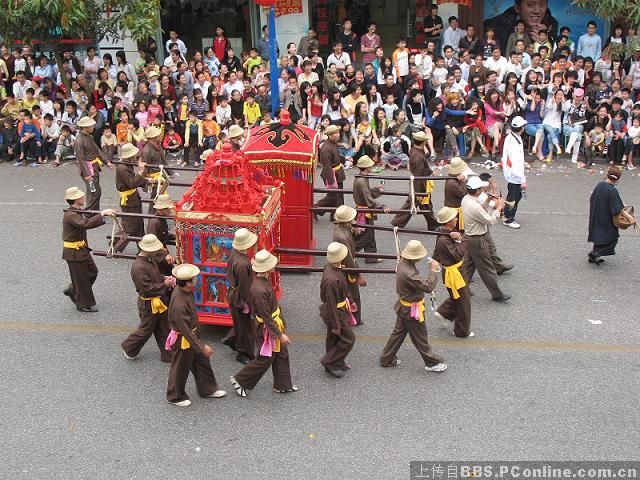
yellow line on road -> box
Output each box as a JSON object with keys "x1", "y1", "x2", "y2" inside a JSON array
[{"x1": 1, "y1": 321, "x2": 640, "y2": 354}]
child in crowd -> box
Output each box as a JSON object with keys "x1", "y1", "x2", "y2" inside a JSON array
[
  {"x1": 131, "y1": 118, "x2": 147, "y2": 150},
  {"x1": 608, "y1": 110, "x2": 628, "y2": 166},
  {"x1": 135, "y1": 101, "x2": 150, "y2": 128},
  {"x1": 382, "y1": 93, "x2": 398, "y2": 121},
  {"x1": 162, "y1": 123, "x2": 184, "y2": 165},
  {"x1": 216, "y1": 95, "x2": 232, "y2": 129},
  {"x1": 176, "y1": 94, "x2": 190, "y2": 137},
  {"x1": 0, "y1": 117, "x2": 19, "y2": 163},
  {"x1": 53, "y1": 125, "x2": 75, "y2": 166},
  {"x1": 22, "y1": 88, "x2": 39, "y2": 113},
  {"x1": 202, "y1": 110, "x2": 220, "y2": 149},
  {"x1": 163, "y1": 98, "x2": 176, "y2": 125},
  {"x1": 243, "y1": 93, "x2": 262, "y2": 127},
  {"x1": 39, "y1": 90, "x2": 54, "y2": 116},
  {"x1": 116, "y1": 111, "x2": 131, "y2": 146},
  {"x1": 147, "y1": 96, "x2": 163, "y2": 122},
  {"x1": 625, "y1": 116, "x2": 640, "y2": 170},
  {"x1": 183, "y1": 110, "x2": 203, "y2": 167},
  {"x1": 18, "y1": 111, "x2": 42, "y2": 166},
  {"x1": 101, "y1": 125, "x2": 118, "y2": 163},
  {"x1": 42, "y1": 113, "x2": 60, "y2": 163}
]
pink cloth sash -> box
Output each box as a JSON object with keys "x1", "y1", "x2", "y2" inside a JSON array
[
  {"x1": 343, "y1": 298, "x2": 357, "y2": 326},
  {"x1": 85, "y1": 161, "x2": 95, "y2": 177},
  {"x1": 410, "y1": 302, "x2": 421, "y2": 321},
  {"x1": 165, "y1": 329, "x2": 178, "y2": 351},
  {"x1": 259, "y1": 327, "x2": 276, "y2": 357}
]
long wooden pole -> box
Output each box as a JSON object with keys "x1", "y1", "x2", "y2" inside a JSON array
[
  {"x1": 109, "y1": 160, "x2": 203, "y2": 173},
  {"x1": 66, "y1": 208, "x2": 172, "y2": 220},
  {"x1": 313, "y1": 188, "x2": 427, "y2": 197},
  {"x1": 275, "y1": 247, "x2": 397, "y2": 259},
  {"x1": 353, "y1": 223, "x2": 448, "y2": 236},
  {"x1": 311, "y1": 206, "x2": 412, "y2": 215},
  {"x1": 106, "y1": 235, "x2": 176, "y2": 246},
  {"x1": 354, "y1": 174, "x2": 456, "y2": 180}
]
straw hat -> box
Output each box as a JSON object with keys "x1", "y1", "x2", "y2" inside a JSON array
[
  {"x1": 147, "y1": 70, "x2": 159, "y2": 79},
  {"x1": 145, "y1": 125, "x2": 162, "y2": 139},
  {"x1": 357, "y1": 155, "x2": 374, "y2": 169},
  {"x1": 172, "y1": 263, "x2": 201, "y2": 280},
  {"x1": 448, "y1": 157, "x2": 468, "y2": 176},
  {"x1": 327, "y1": 242, "x2": 348, "y2": 264},
  {"x1": 120, "y1": 143, "x2": 139, "y2": 159},
  {"x1": 251, "y1": 249, "x2": 278, "y2": 273},
  {"x1": 138, "y1": 234, "x2": 164, "y2": 252},
  {"x1": 436, "y1": 206, "x2": 458, "y2": 224},
  {"x1": 200, "y1": 149, "x2": 214, "y2": 161},
  {"x1": 401, "y1": 240, "x2": 428, "y2": 260},
  {"x1": 334, "y1": 205, "x2": 357, "y2": 223},
  {"x1": 412, "y1": 131, "x2": 429, "y2": 142},
  {"x1": 65, "y1": 186, "x2": 85, "y2": 201},
  {"x1": 228, "y1": 124, "x2": 244, "y2": 139},
  {"x1": 324, "y1": 125, "x2": 340, "y2": 135},
  {"x1": 232, "y1": 228, "x2": 258, "y2": 250},
  {"x1": 77, "y1": 116, "x2": 96, "y2": 128},
  {"x1": 153, "y1": 193, "x2": 174, "y2": 210}
]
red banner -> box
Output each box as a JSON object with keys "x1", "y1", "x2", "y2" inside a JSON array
[
  {"x1": 436, "y1": 0, "x2": 472, "y2": 6},
  {"x1": 275, "y1": 0, "x2": 303, "y2": 17}
]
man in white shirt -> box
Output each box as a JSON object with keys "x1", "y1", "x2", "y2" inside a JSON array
[
  {"x1": 504, "y1": 52, "x2": 522, "y2": 79},
  {"x1": 502, "y1": 116, "x2": 527, "y2": 229},
  {"x1": 163, "y1": 50, "x2": 181, "y2": 73},
  {"x1": 460, "y1": 175, "x2": 511, "y2": 302},
  {"x1": 415, "y1": 46, "x2": 433, "y2": 95},
  {"x1": 484, "y1": 47, "x2": 509, "y2": 82},
  {"x1": 165, "y1": 31, "x2": 188, "y2": 57},
  {"x1": 441, "y1": 16, "x2": 465, "y2": 55},
  {"x1": 12, "y1": 71, "x2": 32, "y2": 100},
  {"x1": 458, "y1": 50, "x2": 472, "y2": 82},
  {"x1": 521, "y1": 53, "x2": 544, "y2": 80},
  {"x1": 223, "y1": 71, "x2": 244, "y2": 98},
  {"x1": 326, "y1": 42, "x2": 351, "y2": 71}
]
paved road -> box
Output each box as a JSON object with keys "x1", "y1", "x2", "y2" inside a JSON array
[{"x1": 1, "y1": 157, "x2": 639, "y2": 479}]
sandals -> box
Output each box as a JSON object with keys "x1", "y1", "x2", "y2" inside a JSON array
[
  {"x1": 230, "y1": 376, "x2": 247, "y2": 397},
  {"x1": 53, "y1": 160, "x2": 61, "y2": 167},
  {"x1": 272, "y1": 386, "x2": 299, "y2": 393}
]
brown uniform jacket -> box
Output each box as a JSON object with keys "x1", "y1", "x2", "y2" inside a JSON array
[
  {"x1": 141, "y1": 141, "x2": 165, "y2": 174},
  {"x1": 226, "y1": 249, "x2": 253, "y2": 309},
  {"x1": 409, "y1": 146, "x2": 433, "y2": 194},
  {"x1": 130, "y1": 254, "x2": 168, "y2": 298},
  {"x1": 333, "y1": 224, "x2": 358, "y2": 271},
  {"x1": 147, "y1": 216, "x2": 171, "y2": 247},
  {"x1": 444, "y1": 178, "x2": 466, "y2": 208},
  {"x1": 319, "y1": 264, "x2": 351, "y2": 329},
  {"x1": 353, "y1": 176, "x2": 383, "y2": 208},
  {"x1": 116, "y1": 163, "x2": 147, "y2": 207},
  {"x1": 432, "y1": 230, "x2": 466, "y2": 268},
  {"x1": 74, "y1": 131, "x2": 106, "y2": 178},
  {"x1": 395, "y1": 258, "x2": 437, "y2": 305},
  {"x1": 168, "y1": 286, "x2": 205, "y2": 354},
  {"x1": 319, "y1": 140, "x2": 346, "y2": 185},
  {"x1": 250, "y1": 276, "x2": 282, "y2": 340},
  {"x1": 62, "y1": 208, "x2": 105, "y2": 261}
]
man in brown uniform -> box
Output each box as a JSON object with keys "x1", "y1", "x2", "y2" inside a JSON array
[
  {"x1": 141, "y1": 126, "x2": 166, "y2": 213},
  {"x1": 223, "y1": 228, "x2": 258, "y2": 364},
  {"x1": 333, "y1": 205, "x2": 366, "y2": 326},
  {"x1": 432, "y1": 207, "x2": 474, "y2": 338},
  {"x1": 166, "y1": 263, "x2": 226, "y2": 407},
  {"x1": 444, "y1": 157, "x2": 470, "y2": 231},
  {"x1": 62, "y1": 186, "x2": 117, "y2": 312},
  {"x1": 74, "y1": 116, "x2": 112, "y2": 211},
  {"x1": 320, "y1": 242, "x2": 357, "y2": 378},
  {"x1": 314, "y1": 125, "x2": 346, "y2": 220},
  {"x1": 146, "y1": 194, "x2": 174, "y2": 251},
  {"x1": 115, "y1": 143, "x2": 148, "y2": 252},
  {"x1": 230, "y1": 250, "x2": 298, "y2": 397},
  {"x1": 380, "y1": 240, "x2": 447, "y2": 372},
  {"x1": 121, "y1": 234, "x2": 174, "y2": 363},
  {"x1": 228, "y1": 125, "x2": 245, "y2": 152},
  {"x1": 391, "y1": 132, "x2": 438, "y2": 230},
  {"x1": 352, "y1": 155, "x2": 389, "y2": 262}
]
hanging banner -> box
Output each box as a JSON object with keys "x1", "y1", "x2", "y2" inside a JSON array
[
  {"x1": 275, "y1": 0, "x2": 303, "y2": 17},
  {"x1": 436, "y1": 0, "x2": 472, "y2": 6}
]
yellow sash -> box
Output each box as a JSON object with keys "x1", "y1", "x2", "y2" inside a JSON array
[
  {"x1": 119, "y1": 188, "x2": 137, "y2": 207},
  {"x1": 399, "y1": 298, "x2": 426, "y2": 322},
  {"x1": 444, "y1": 260, "x2": 467, "y2": 299},
  {"x1": 90, "y1": 157, "x2": 103, "y2": 166},
  {"x1": 347, "y1": 274, "x2": 358, "y2": 283},
  {"x1": 454, "y1": 207, "x2": 464, "y2": 230},
  {"x1": 63, "y1": 240, "x2": 86, "y2": 250},
  {"x1": 139, "y1": 296, "x2": 167, "y2": 314},
  {"x1": 356, "y1": 204, "x2": 373, "y2": 219},
  {"x1": 179, "y1": 327, "x2": 197, "y2": 349},
  {"x1": 148, "y1": 171, "x2": 166, "y2": 183},
  {"x1": 332, "y1": 163, "x2": 344, "y2": 171},
  {"x1": 256, "y1": 307, "x2": 285, "y2": 353},
  {"x1": 421, "y1": 180, "x2": 434, "y2": 205}
]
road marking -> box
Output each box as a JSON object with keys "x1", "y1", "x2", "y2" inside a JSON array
[{"x1": 1, "y1": 321, "x2": 639, "y2": 354}]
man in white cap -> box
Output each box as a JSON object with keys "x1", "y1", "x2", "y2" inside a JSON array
[
  {"x1": 223, "y1": 228, "x2": 258, "y2": 364},
  {"x1": 380, "y1": 240, "x2": 447, "y2": 372},
  {"x1": 460, "y1": 176, "x2": 511, "y2": 302},
  {"x1": 122, "y1": 234, "x2": 174, "y2": 362},
  {"x1": 230, "y1": 250, "x2": 297, "y2": 397},
  {"x1": 333, "y1": 205, "x2": 366, "y2": 326},
  {"x1": 74, "y1": 115, "x2": 112, "y2": 211},
  {"x1": 319, "y1": 242, "x2": 357, "y2": 378},
  {"x1": 502, "y1": 116, "x2": 527, "y2": 229},
  {"x1": 352, "y1": 155, "x2": 390, "y2": 263},
  {"x1": 115, "y1": 143, "x2": 149, "y2": 252},
  {"x1": 141, "y1": 125, "x2": 167, "y2": 213},
  {"x1": 166, "y1": 263, "x2": 226, "y2": 407},
  {"x1": 62, "y1": 186, "x2": 117, "y2": 312},
  {"x1": 432, "y1": 207, "x2": 473, "y2": 338},
  {"x1": 314, "y1": 124, "x2": 346, "y2": 221},
  {"x1": 146, "y1": 193, "x2": 175, "y2": 264}
]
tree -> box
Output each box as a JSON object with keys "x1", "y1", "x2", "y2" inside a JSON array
[
  {"x1": 0, "y1": 0, "x2": 159, "y2": 91},
  {"x1": 573, "y1": 0, "x2": 640, "y2": 34}
]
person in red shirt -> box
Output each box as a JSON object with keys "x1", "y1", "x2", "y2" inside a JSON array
[{"x1": 213, "y1": 26, "x2": 230, "y2": 62}]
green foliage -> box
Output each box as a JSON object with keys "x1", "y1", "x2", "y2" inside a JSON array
[
  {"x1": 0, "y1": 0, "x2": 159, "y2": 46},
  {"x1": 573, "y1": 0, "x2": 640, "y2": 29}
]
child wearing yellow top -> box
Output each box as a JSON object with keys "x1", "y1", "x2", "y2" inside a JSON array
[
  {"x1": 22, "y1": 88, "x2": 39, "y2": 113},
  {"x1": 243, "y1": 94, "x2": 262, "y2": 127},
  {"x1": 243, "y1": 48, "x2": 263, "y2": 74},
  {"x1": 101, "y1": 125, "x2": 117, "y2": 162},
  {"x1": 183, "y1": 110, "x2": 204, "y2": 166},
  {"x1": 202, "y1": 111, "x2": 220, "y2": 149}
]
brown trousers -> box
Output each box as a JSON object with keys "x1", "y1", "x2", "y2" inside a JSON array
[
  {"x1": 83, "y1": 173, "x2": 101, "y2": 211},
  {"x1": 391, "y1": 199, "x2": 439, "y2": 231},
  {"x1": 320, "y1": 316, "x2": 355, "y2": 371},
  {"x1": 355, "y1": 216, "x2": 377, "y2": 256},
  {"x1": 224, "y1": 305, "x2": 256, "y2": 358},
  {"x1": 436, "y1": 286, "x2": 472, "y2": 337},
  {"x1": 66, "y1": 258, "x2": 98, "y2": 309},
  {"x1": 121, "y1": 298, "x2": 171, "y2": 362},
  {"x1": 462, "y1": 234, "x2": 504, "y2": 299},
  {"x1": 115, "y1": 204, "x2": 145, "y2": 253},
  {"x1": 234, "y1": 325, "x2": 293, "y2": 390},
  {"x1": 347, "y1": 280, "x2": 362, "y2": 325},
  {"x1": 166, "y1": 346, "x2": 219, "y2": 403},
  {"x1": 380, "y1": 311, "x2": 443, "y2": 367},
  {"x1": 315, "y1": 182, "x2": 344, "y2": 216},
  {"x1": 486, "y1": 230, "x2": 510, "y2": 274}
]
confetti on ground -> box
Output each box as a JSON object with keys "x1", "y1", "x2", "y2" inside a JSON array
[
  {"x1": 588, "y1": 319, "x2": 603, "y2": 325},
  {"x1": 309, "y1": 434, "x2": 316, "y2": 440}
]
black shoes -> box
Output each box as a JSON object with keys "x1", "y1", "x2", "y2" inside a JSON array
[
  {"x1": 77, "y1": 306, "x2": 98, "y2": 313},
  {"x1": 588, "y1": 253, "x2": 604, "y2": 265},
  {"x1": 62, "y1": 287, "x2": 75, "y2": 303},
  {"x1": 492, "y1": 294, "x2": 512, "y2": 303},
  {"x1": 222, "y1": 338, "x2": 237, "y2": 351},
  {"x1": 325, "y1": 368, "x2": 344, "y2": 378},
  {"x1": 236, "y1": 353, "x2": 252, "y2": 365},
  {"x1": 497, "y1": 265, "x2": 514, "y2": 275}
]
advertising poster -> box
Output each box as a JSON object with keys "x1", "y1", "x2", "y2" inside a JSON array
[{"x1": 484, "y1": 0, "x2": 607, "y2": 53}]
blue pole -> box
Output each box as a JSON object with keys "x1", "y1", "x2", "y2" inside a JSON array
[{"x1": 269, "y1": 6, "x2": 280, "y2": 117}]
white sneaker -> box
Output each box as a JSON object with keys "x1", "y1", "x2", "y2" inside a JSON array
[
  {"x1": 170, "y1": 399, "x2": 192, "y2": 407},
  {"x1": 425, "y1": 363, "x2": 448, "y2": 372},
  {"x1": 122, "y1": 348, "x2": 136, "y2": 360},
  {"x1": 503, "y1": 221, "x2": 521, "y2": 229},
  {"x1": 207, "y1": 390, "x2": 227, "y2": 398},
  {"x1": 432, "y1": 311, "x2": 450, "y2": 328},
  {"x1": 466, "y1": 332, "x2": 476, "y2": 338}
]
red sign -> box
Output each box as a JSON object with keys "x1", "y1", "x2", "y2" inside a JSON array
[
  {"x1": 436, "y1": 0, "x2": 472, "y2": 6},
  {"x1": 275, "y1": 0, "x2": 303, "y2": 17}
]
